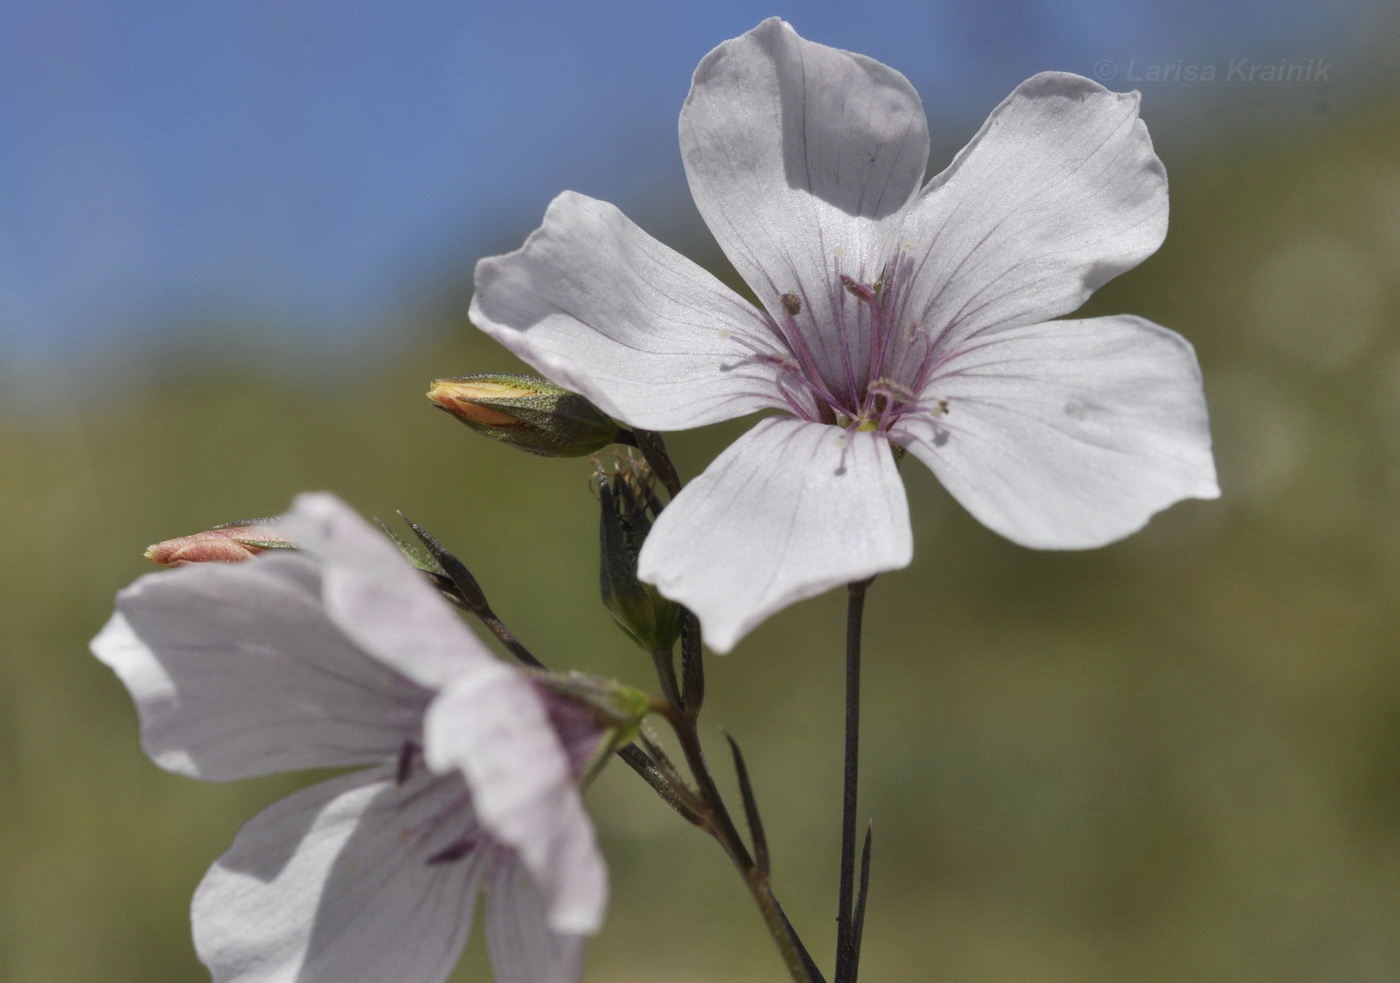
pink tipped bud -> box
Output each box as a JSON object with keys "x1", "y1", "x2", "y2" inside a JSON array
[{"x1": 144, "y1": 521, "x2": 292, "y2": 567}]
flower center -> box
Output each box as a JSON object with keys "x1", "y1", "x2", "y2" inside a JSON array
[{"x1": 744, "y1": 251, "x2": 947, "y2": 435}]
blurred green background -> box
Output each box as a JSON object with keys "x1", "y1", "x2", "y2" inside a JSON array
[{"x1": 5, "y1": 7, "x2": 1400, "y2": 983}]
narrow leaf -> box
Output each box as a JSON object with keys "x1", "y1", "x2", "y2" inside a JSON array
[
  {"x1": 849, "y1": 823, "x2": 873, "y2": 982},
  {"x1": 725, "y1": 733, "x2": 769, "y2": 877}
]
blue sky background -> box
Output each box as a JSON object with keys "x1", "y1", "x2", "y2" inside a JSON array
[{"x1": 0, "y1": 0, "x2": 1387, "y2": 398}]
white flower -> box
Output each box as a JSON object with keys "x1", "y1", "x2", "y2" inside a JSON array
[
  {"x1": 469, "y1": 18, "x2": 1219, "y2": 652},
  {"x1": 91, "y1": 493, "x2": 607, "y2": 983}
]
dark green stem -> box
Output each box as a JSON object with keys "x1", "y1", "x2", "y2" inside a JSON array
[
  {"x1": 651, "y1": 648, "x2": 683, "y2": 709},
  {"x1": 835, "y1": 578, "x2": 872, "y2": 983}
]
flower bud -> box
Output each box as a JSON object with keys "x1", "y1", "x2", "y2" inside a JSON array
[
  {"x1": 598, "y1": 456, "x2": 682, "y2": 653},
  {"x1": 145, "y1": 519, "x2": 293, "y2": 567},
  {"x1": 427, "y1": 374, "x2": 620, "y2": 457}
]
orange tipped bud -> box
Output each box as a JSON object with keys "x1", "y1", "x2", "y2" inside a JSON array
[
  {"x1": 428, "y1": 374, "x2": 619, "y2": 457},
  {"x1": 145, "y1": 521, "x2": 292, "y2": 567}
]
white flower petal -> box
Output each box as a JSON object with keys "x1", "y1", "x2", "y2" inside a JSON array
[
  {"x1": 194, "y1": 766, "x2": 487, "y2": 983},
  {"x1": 424, "y1": 670, "x2": 606, "y2": 935},
  {"x1": 92, "y1": 557, "x2": 426, "y2": 781},
  {"x1": 286, "y1": 493, "x2": 493, "y2": 692},
  {"x1": 682, "y1": 19, "x2": 928, "y2": 314},
  {"x1": 903, "y1": 315, "x2": 1219, "y2": 548},
  {"x1": 900, "y1": 73, "x2": 1168, "y2": 350},
  {"x1": 486, "y1": 859, "x2": 587, "y2": 983},
  {"x1": 639, "y1": 417, "x2": 912, "y2": 653},
  {"x1": 470, "y1": 191, "x2": 776, "y2": 431}
]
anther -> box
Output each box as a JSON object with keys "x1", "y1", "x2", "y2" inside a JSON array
[
  {"x1": 780, "y1": 293, "x2": 802, "y2": 316},
  {"x1": 840, "y1": 275, "x2": 876, "y2": 304},
  {"x1": 869, "y1": 378, "x2": 915, "y2": 402}
]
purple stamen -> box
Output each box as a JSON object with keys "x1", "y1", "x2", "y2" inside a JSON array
[
  {"x1": 759, "y1": 248, "x2": 943, "y2": 433},
  {"x1": 833, "y1": 263, "x2": 862, "y2": 405}
]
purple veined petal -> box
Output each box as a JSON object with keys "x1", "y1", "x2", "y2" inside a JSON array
[
  {"x1": 193, "y1": 765, "x2": 489, "y2": 983},
  {"x1": 485, "y1": 858, "x2": 587, "y2": 983},
  {"x1": 470, "y1": 191, "x2": 778, "y2": 432},
  {"x1": 898, "y1": 73, "x2": 1168, "y2": 355},
  {"x1": 92, "y1": 556, "x2": 428, "y2": 781},
  {"x1": 639, "y1": 417, "x2": 913, "y2": 653},
  {"x1": 423, "y1": 669, "x2": 607, "y2": 936},
  {"x1": 681, "y1": 18, "x2": 928, "y2": 340},
  {"x1": 286, "y1": 493, "x2": 494, "y2": 693},
  {"x1": 902, "y1": 314, "x2": 1219, "y2": 549}
]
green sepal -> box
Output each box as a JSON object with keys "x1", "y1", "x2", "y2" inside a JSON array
[{"x1": 529, "y1": 670, "x2": 652, "y2": 788}]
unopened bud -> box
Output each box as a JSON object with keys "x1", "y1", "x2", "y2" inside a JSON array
[
  {"x1": 598, "y1": 456, "x2": 682, "y2": 653},
  {"x1": 428, "y1": 374, "x2": 619, "y2": 457},
  {"x1": 145, "y1": 519, "x2": 293, "y2": 567}
]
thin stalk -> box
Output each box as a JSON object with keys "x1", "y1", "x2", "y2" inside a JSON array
[
  {"x1": 651, "y1": 648, "x2": 683, "y2": 710},
  {"x1": 653, "y1": 702, "x2": 821, "y2": 983},
  {"x1": 611, "y1": 427, "x2": 814, "y2": 978},
  {"x1": 835, "y1": 578, "x2": 871, "y2": 983},
  {"x1": 398, "y1": 515, "x2": 548, "y2": 672},
  {"x1": 433, "y1": 582, "x2": 543, "y2": 671},
  {"x1": 616, "y1": 744, "x2": 706, "y2": 828},
  {"x1": 777, "y1": 898, "x2": 827, "y2": 983},
  {"x1": 475, "y1": 605, "x2": 545, "y2": 670}
]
